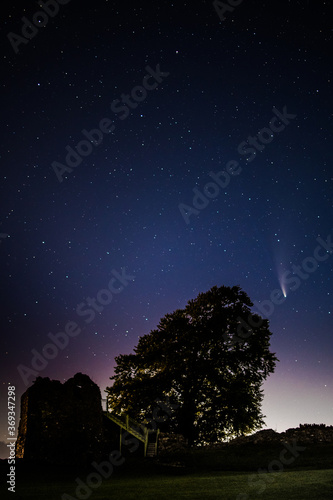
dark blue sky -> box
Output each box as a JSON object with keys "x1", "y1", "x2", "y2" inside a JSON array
[{"x1": 0, "y1": 0, "x2": 332, "y2": 449}]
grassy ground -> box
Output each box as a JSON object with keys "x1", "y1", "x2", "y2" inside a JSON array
[
  {"x1": 2, "y1": 443, "x2": 332, "y2": 499},
  {"x1": 11, "y1": 469, "x2": 333, "y2": 500}
]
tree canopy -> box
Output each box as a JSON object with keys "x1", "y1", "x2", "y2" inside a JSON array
[{"x1": 106, "y1": 285, "x2": 278, "y2": 445}]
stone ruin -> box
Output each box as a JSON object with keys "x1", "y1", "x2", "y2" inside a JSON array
[
  {"x1": 228, "y1": 423, "x2": 333, "y2": 446},
  {"x1": 158, "y1": 424, "x2": 333, "y2": 454},
  {"x1": 16, "y1": 372, "x2": 333, "y2": 464},
  {"x1": 158, "y1": 432, "x2": 188, "y2": 455},
  {"x1": 16, "y1": 373, "x2": 109, "y2": 465}
]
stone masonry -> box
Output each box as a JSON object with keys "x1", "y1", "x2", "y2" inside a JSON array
[{"x1": 16, "y1": 373, "x2": 106, "y2": 465}]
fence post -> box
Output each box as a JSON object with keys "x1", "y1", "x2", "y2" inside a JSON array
[
  {"x1": 156, "y1": 428, "x2": 160, "y2": 456},
  {"x1": 144, "y1": 427, "x2": 148, "y2": 457}
]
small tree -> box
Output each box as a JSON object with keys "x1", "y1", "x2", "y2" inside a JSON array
[{"x1": 106, "y1": 285, "x2": 278, "y2": 445}]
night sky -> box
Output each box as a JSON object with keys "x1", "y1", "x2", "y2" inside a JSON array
[{"x1": 1, "y1": 0, "x2": 332, "y2": 452}]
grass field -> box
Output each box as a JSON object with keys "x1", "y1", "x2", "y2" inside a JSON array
[
  {"x1": 12, "y1": 469, "x2": 333, "y2": 500},
  {"x1": 2, "y1": 443, "x2": 333, "y2": 499}
]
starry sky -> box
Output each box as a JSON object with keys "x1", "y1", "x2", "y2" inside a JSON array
[{"x1": 0, "y1": 0, "x2": 332, "y2": 452}]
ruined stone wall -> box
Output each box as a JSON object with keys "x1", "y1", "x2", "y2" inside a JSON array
[
  {"x1": 16, "y1": 373, "x2": 107, "y2": 465},
  {"x1": 282, "y1": 424, "x2": 333, "y2": 444},
  {"x1": 158, "y1": 432, "x2": 188, "y2": 455},
  {"x1": 16, "y1": 391, "x2": 29, "y2": 459},
  {"x1": 229, "y1": 424, "x2": 333, "y2": 445}
]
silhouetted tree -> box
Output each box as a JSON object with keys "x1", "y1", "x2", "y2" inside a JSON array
[{"x1": 106, "y1": 285, "x2": 278, "y2": 445}]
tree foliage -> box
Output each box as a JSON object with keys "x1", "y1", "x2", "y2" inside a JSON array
[{"x1": 106, "y1": 285, "x2": 278, "y2": 445}]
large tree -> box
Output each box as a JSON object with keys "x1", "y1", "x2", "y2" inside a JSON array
[{"x1": 106, "y1": 285, "x2": 278, "y2": 445}]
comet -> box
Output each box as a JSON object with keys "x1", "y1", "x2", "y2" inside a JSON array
[
  {"x1": 281, "y1": 283, "x2": 287, "y2": 298},
  {"x1": 278, "y1": 269, "x2": 288, "y2": 298}
]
